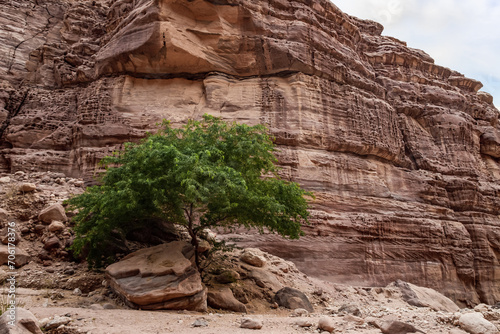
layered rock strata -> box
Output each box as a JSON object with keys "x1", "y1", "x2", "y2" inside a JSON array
[
  {"x1": 0, "y1": 0, "x2": 499, "y2": 305},
  {"x1": 106, "y1": 241, "x2": 207, "y2": 311}
]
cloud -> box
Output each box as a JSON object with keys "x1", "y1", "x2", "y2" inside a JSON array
[{"x1": 332, "y1": 0, "x2": 500, "y2": 106}]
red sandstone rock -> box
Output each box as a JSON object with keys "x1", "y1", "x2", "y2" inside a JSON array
[
  {"x1": 106, "y1": 241, "x2": 207, "y2": 311},
  {"x1": 207, "y1": 287, "x2": 247, "y2": 313},
  {"x1": 0, "y1": 0, "x2": 499, "y2": 306}
]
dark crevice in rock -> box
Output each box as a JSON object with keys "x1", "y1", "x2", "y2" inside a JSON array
[
  {"x1": 124, "y1": 70, "x2": 303, "y2": 82},
  {"x1": 6, "y1": 4, "x2": 57, "y2": 73},
  {"x1": 0, "y1": 89, "x2": 29, "y2": 143}
]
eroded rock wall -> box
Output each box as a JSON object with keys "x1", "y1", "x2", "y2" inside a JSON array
[{"x1": 0, "y1": 0, "x2": 499, "y2": 306}]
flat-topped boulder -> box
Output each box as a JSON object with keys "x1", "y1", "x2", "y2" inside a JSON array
[{"x1": 106, "y1": 241, "x2": 207, "y2": 311}]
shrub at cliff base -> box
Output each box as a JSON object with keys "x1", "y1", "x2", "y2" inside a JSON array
[{"x1": 67, "y1": 114, "x2": 312, "y2": 268}]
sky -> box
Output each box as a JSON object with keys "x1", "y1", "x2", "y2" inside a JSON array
[{"x1": 332, "y1": 0, "x2": 500, "y2": 108}]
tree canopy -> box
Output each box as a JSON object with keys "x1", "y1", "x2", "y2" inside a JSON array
[{"x1": 67, "y1": 114, "x2": 313, "y2": 268}]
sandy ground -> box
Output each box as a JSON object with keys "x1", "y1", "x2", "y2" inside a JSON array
[
  {"x1": 29, "y1": 306, "x2": 381, "y2": 334},
  {"x1": 9, "y1": 283, "x2": 472, "y2": 334}
]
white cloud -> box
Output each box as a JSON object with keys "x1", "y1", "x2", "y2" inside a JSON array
[{"x1": 332, "y1": 0, "x2": 500, "y2": 107}]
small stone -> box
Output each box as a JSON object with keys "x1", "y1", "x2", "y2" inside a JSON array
[
  {"x1": 35, "y1": 224, "x2": 46, "y2": 233},
  {"x1": 339, "y1": 303, "x2": 362, "y2": 317},
  {"x1": 39, "y1": 317, "x2": 50, "y2": 328},
  {"x1": 216, "y1": 270, "x2": 241, "y2": 284},
  {"x1": 0, "y1": 208, "x2": 9, "y2": 222},
  {"x1": 240, "y1": 318, "x2": 263, "y2": 330},
  {"x1": 44, "y1": 236, "x2": 61, "y2": 250},
  {"x1": 1, "y1": 227, "x2": 21, "y2": 245},
  {"x1": 89, "y1": 304, "x2": 104, "y2": 310},
  {"x1": 45, "y1": 316, "x2": 72, "y2": 329},
  {"x1": 192, "y1": 318, "x2": 209, "y2": 327},
  {"x1": 240, "y1": 249, "x2": 266, "y2": 267},
  {"x1": 74, "y1": 180, "x2": 85, "y2": 187},
  {"x1": 38, "y1": 250, "x2": 52, "y2": 261},
  {"x1": 344, "y1": 314, "x2": 365, "y2": 325},
  {"x1": 201, "y1": 228, "x2": 217, "y2": 241},
  {"x1": 50, "y1": 292, "x2": 64, "y2": 300},
  {"x1": 19, "y1": 183, "x2": 36, "y2": 192},
  {"x1": 0, "y1": 176, "x2": 11, "y2": 183},
  {"x1": 291, "y1": 308, "x2": 309, "y2": 317},
  {"x1": 474, "y1": 304, "x2": 490, "y2": 313},
  {"x1": 73, "y1": 288, "x2": 82, "y2": 296},
  {"x1": 48, "y1": 221, "x2": 65, "y2": 232},
  {"x1": 64, "y1": 268, "x2": 75, "y2": 275},
  {"x1": 318, "y1": 317, "x2": 335, "y2": 333},
  {"x1": 197, "y1": 239, "x2": 212, "y2": 253},
  {"x1": 103, "y1": 303, "x2": 116, "y2": 309},
  {"x1": 42, "y1": 260, "x2": 53, "y2": 267},
  {"x1": 294, "y1": 318, "x2": 313, "y2": 327},
  {"x1": 380, "y1": 320, "x2": 421, "y2": 334},
  {"x1": 449, "y1": 329, "x2": 468, "y2": 334}
]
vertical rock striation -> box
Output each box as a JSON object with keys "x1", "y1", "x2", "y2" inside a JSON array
[{"x1": 0, "y1": 0, "x2": 499, "y2": 306}]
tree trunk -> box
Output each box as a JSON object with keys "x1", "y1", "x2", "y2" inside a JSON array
[{"x1": 187, "y1": 220, "x2": 200, "y2": 270}]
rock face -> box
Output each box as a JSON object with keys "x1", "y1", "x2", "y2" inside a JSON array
[
  {"x1": 0, "y1": 0, "x2": 499, "y2": 306},
  {"x1": 106, "y1": 241, "x2": 207, "y2": 311}
]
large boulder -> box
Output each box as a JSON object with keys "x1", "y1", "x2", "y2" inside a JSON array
[
  {"x1": 379, "y1": 320, "x2": 422, "y2": 334},
  {"x1": 274, "y1": 287, "x2": 313, "y2": 312},
  {"x1": 0, "y1": 307, "x2": 43, "y2": 334},
  {"x1": 38, "y1": 203, "x2": 67, "y2": 224},
  {"x1": 207, "y1": 287, "x2": 247, "y2": 313},
  {"x1": 106, "y1": 241, "x2": 207, "y2": 311},
  {"x1": 248, "y1": 267, "x2": 282, "y2": 292},
  {"x1": 0, "y1": 245, "x2": 30, "y2": 267},
  {"x1": 391, "y1": 280, "x2": 460, "y2": 312},
  {"x1": 459, "y1": 313, "x2": 499, "y2": 334}
]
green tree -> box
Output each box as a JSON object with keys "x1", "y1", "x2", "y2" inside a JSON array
[{"x1": 67, "y1": 115, "x2": 312, "y2": 268}]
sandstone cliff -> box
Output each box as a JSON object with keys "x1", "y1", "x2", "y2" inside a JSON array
[{"x1": 0, "y1": 0, "x2": 499, "y2": 306}]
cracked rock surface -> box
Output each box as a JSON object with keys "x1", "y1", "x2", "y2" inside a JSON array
[{"x1": 0, "y1": 0, "x2": 499, "y2": 307}]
